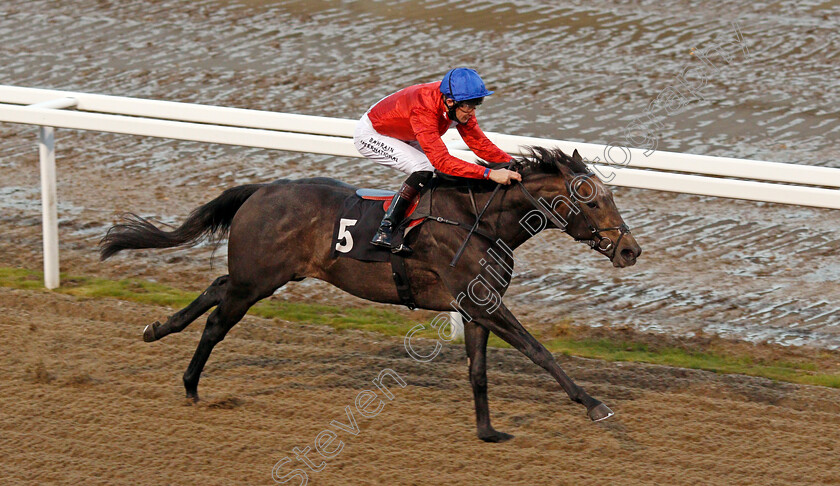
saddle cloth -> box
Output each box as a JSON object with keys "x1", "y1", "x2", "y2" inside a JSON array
[{"x1": 331, "y1": 189, "x2": 426, "y2": 262}]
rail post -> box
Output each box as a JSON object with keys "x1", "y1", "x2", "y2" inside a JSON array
[
  {"x1": 30, "y1": 98, "x2": 77, "y2": 289},
  {"x1": 38, "y1": 125, "x2": 59, "y2": 288},
  {"x1": 449, "y1": 311, "x2": 464, "y2": 340}
]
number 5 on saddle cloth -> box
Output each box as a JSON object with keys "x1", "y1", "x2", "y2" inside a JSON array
[{"x1": 331, "y1": 188, "x2": 429, "y2": 263}]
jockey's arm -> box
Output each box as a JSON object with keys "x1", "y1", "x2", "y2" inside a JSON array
[
  {"x1": 410, "y1": 109, "x2": 521, "y2": 184},
  {"x1": 456, "y1": 117, "x2": 512, "y2": 164}
]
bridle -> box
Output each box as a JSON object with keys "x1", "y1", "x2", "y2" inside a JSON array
[
  {"x1": 444, "y1": 164, "x2": 632, "y2": 266},
  {"x1": 514, "y1": 173, "x2": 631, "y2": 260}
]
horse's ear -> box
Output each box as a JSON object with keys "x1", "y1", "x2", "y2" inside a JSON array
[
  {"x1": 572, "y1": 149, "x2": 582, "y2": 163},
  {"x1": 554, "y1": 158, "x2": 573, "y2": 178}
]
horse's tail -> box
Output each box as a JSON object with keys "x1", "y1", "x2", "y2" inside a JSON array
[{"x1": 99, "y1": 184, "x2": 265, "y2": 260}]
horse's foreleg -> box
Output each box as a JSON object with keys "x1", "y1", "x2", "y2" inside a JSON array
[
  {"x1": 182, "y1": 284, "x2": 261, "y2": 401},
  {"x1": 473, "y1": 303, "x2": 613, "y2": 422},
  {"x1": 144, "y1": 275, "x2": 229, "y2": 342},
  {"x1": 464, "y1": 321, "x2": 514, "y2": 442}
]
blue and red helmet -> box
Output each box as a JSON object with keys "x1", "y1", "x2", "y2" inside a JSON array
[{"x1": 440, "y1": 68, "x2": 494, "y2": 102}]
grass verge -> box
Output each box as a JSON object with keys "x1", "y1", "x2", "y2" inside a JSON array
[{"x1": 3, "y1": 266, "x2": 839, "y2": 389}]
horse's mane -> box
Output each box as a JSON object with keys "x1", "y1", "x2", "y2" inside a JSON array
[
  {"x1": 507, "y1": 146, "x2": 589, "y2": 175},
  {"x1": 476, "y1": 146, "x2": 589, "y2": 177},
  {"x1": 434, "y1": 146, "x2": 589, "y2": 190}
]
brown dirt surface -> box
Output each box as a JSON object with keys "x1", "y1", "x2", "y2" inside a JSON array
[{"x1": 2, "y1": 287, "x2": 839, "y2": 486}]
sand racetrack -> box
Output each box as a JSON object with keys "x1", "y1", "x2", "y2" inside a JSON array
[{"x1": 2, "y1": 287, "x2": 839, "y2": 485}]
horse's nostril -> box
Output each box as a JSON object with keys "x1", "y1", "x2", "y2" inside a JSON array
[{"x1": 621, "y1": 248, "x2": 635, "y2": 260}]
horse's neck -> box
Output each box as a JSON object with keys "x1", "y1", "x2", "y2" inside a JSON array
[
  {"x1": 492, "y1": 174, "x2": 577, "y2": 249},
  {"x1": 432, "y1": 179, "x2": 555, "y2": 250},
  {"x1": 490, "y1": 185, "x2": 545, "y2": 249}
]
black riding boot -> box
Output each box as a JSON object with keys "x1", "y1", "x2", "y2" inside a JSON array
[
  {"x1": 371, "y1": 184, "x2": 418, "y2": 255},
  {"x1": 371, "y1": 171, "x2": 432, "y2": 255}
]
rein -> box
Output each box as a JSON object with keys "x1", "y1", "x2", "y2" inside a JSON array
[{"x1": 449, "y1": 183, "x2": 503, "y2": 267}]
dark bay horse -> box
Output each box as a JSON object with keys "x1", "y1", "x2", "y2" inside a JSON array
[{"x1": 100, "y1": 147, "x2": 641, "y2": 442}]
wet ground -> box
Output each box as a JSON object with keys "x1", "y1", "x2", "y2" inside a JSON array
[{"x1": 0, "y1": 0, "x2": 839, "y2": 350}]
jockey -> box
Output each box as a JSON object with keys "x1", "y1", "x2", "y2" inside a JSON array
[{"x1": 354, "y1": 67, "x2": 522, "y2": 255}]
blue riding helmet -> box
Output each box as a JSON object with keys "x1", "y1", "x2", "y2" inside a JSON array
[{"x1": 440, "y1": 68, "x2": 494, "y2": 102}]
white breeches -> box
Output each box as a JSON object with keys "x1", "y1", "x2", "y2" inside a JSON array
[{"x1": 354, "y1": 113, "x2": 435, "y2": 175}]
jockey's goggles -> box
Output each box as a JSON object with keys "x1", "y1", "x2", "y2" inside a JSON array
[{"x1": 458, "y1": 97, "x2": 484, "y2": 109}]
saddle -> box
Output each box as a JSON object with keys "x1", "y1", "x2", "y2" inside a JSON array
[{"x1": 331, "y1": 188, "x2": 428, "y2": 263}]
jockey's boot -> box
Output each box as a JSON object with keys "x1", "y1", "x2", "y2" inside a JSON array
[{"x1": 371, "y1": 183, "x2": 418, "y2": 255}]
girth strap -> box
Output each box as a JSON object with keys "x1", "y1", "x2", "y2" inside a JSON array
[{"x1": 390, "y1": 253, "x2": 416, "y2": 310}]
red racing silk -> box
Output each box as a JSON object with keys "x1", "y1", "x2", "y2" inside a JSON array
[{"x1": 367, "y1": 81, "x2": 512, "y2": 179}]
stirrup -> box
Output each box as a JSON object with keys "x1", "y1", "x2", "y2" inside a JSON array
[{"x1": 391, "y1": 243, "x2": 413, "y2": 256}]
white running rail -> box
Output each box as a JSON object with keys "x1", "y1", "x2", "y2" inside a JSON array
[{"x1": 1, "y1": 85, "x2": 838, "y2": 290}]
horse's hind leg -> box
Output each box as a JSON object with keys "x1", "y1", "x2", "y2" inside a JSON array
[
  {"x1": 143, "y1": 276, "x2": 229, "y2": 342},
  {"x1": 181, "y1": 282, "x2": 268, "y2": 401}
]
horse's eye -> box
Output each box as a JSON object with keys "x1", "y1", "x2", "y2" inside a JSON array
[{"x1": 586, "y1": 201, "x2": 598, "y2": 209}]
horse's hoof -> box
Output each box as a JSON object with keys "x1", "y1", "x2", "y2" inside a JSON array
[
  {"x1": 477, "y1": 428, "x2": 515, "y2": 443},
  {"x1": 143, "y1": 321, "x2": 160, "y2": 342},
  {"x1": 185, "y1": 391, "x2": 199, "y2": 403},
  {"x1": 588, "y1": 403, "x2": 614, "y2": 422}
]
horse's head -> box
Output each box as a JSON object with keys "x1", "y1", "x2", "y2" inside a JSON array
[{"x1": 511, "y1": 147, "x2": 642, "y2": 268}]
